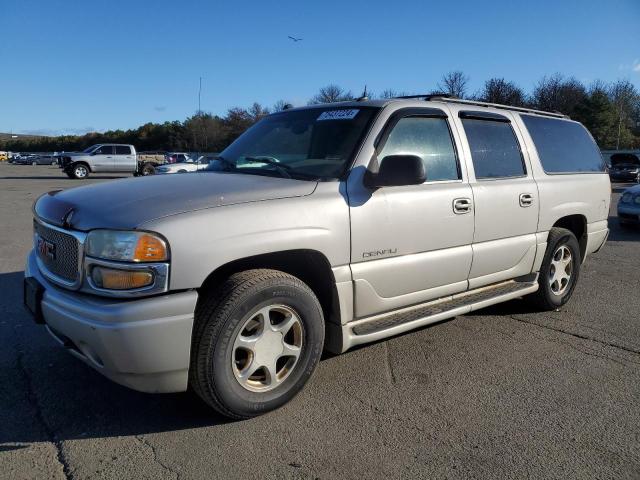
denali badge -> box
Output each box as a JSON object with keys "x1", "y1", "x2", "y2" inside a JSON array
[
  {"x1": 362, "y1": 248, "x2": 398, "y2": 258},
  {"x1": 37, "y1": 237, "x2": 56, "y2": 261}
]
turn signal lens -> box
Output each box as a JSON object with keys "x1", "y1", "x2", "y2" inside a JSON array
[
  {"x1": 91, "y1": 266, "x2": 153, "y2": 290},
  {"x1": 133, "y1": 234, "x2": 167, "y2": 262}
]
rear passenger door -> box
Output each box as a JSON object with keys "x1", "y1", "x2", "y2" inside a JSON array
[
  {"x1": 454, "y1": 110, "x2": 539, "y2": 289},
  {"x1": 91, "y1": 145, "x2": 114, "y2": 172},
  {"x1": 113, "y1": 145, "x2": 135, "y2": 172}
]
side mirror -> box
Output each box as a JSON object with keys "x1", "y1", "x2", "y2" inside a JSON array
[{"x1": 366, "y1": 155, "x2": 425, "y2": 188}]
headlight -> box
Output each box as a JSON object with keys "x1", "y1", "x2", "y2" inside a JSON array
[
  {"x1": 635, "y1": 195, "x2": 640, "y2": 205},
  {"x1": 621, "y1": 193, "x2": 632, "y2": 203},
  {"x1": 86, "y1": 230, "x2": 169, "y2": 262}
]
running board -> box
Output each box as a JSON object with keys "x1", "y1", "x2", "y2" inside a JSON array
[{"x1": 332, "y1": 278, "x2": 538, "y2": 353}]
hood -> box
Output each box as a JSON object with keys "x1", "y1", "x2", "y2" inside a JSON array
[
  {"x1": 34, "y1": 172, "x2": 317, "y2": 231},
  {"x1": 610, "y1": 153, "x2": 640, "y2": 167}
]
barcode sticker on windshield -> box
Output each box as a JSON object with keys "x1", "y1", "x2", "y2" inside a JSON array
[{"x1": 317, "y1": 109, "x2": 360, "y2": 121}]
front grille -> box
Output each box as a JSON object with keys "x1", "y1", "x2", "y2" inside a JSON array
[{"x1": 34, "y1": 220, "x2": 80, "y2": 282}]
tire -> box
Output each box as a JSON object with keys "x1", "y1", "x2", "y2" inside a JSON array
[
  {"x1": 51, "y1": 161, "x2": 57, "y2": 166},
  {"x1": 70, "y1": 163, "x2": 89, "y2": 179},
  {"x1": 528, "y1": 227, "x2": 581, "y2": 311},
  {"x1": 140, "y1": 163, "x2": 155, "y2": 176},
  {"x1": 190, "y1": 269, "x2": 324, "y2": 419},
  {"x1": 32, "y1": 161, "x2": 37, "y2": 166}
]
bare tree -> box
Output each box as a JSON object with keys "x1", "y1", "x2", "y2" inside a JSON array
[
  {"x1": 438, "y1": 71, "x2": 469, "y2": 99},
  {"x1": 609, "y1": 80, "x2": 640, "y2": 149},
  {"x1": 308, "y1": 85, "x2": 354, "y2": 104},
  {"x1": 531, "y1": 74, "x2": 587, "y2": 116},
  {"x1": 476, "y1": 78, "x2": 527, "y2": 106}
]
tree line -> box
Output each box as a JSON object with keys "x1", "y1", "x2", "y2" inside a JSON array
[{"x1": 3, "y1": 72, "x2": 639, "y2": 153}]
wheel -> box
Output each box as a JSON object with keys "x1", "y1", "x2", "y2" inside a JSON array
[
  {"x1": 51, "y1": 161, "x2": 57, "y2": 165},
  {"x1": 32, "y1": 161, "x2": 37, "y2": 166},
  {"x1": 528, "y1": 227, "x2": 581, "y2": 311},
  {"x1": 140, "y1": 163, "x2": 155, "y2": 176},
  {"x1": 178, "y1": 169, "x2": 187, "y2": 173},
  {"x1": 70, "y1": 163, "x2": 89, "y2": 179},
  {"x1": 190, "y1": 269, "x2": 324, "y2": 419}
]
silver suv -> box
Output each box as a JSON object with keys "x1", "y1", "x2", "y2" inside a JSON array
[{"x1": 24, "y1": 96, "x2": 610, "y2": 418}]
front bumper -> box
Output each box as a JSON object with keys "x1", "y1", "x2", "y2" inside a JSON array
[{"x1": 25, "y1": 250, "x2": 198, "y2": 393}]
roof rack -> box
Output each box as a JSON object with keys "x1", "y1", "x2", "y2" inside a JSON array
[{"x1": 425, "y1": 96, "x2": 568, "y2": 119}]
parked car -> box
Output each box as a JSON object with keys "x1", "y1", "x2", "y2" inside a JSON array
[
  {"x1": 56, "y1": 144, "x2": 159, "y2": 179},
  {"x1": 14, "y1": 154, "x2": 56, "y2": 165},
  {"x1": 165, "y1": 152, "x2": 192, "y2": 164},
  {"x1": 607, "y1": 152, "x2": 640, "y2": 183},
  {"x1": 155, "y1": 155, "x2": 216, "y2": 174},
  {"x1": 24, "y1": 97, "x2": 610, "y2": 419},
  {"x1": 618, "y1": 184, "x2": 640, "y2": 226}
]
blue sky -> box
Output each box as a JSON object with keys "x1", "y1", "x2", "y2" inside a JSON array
[{"x1": 1, "y1": 0, "x2": 639, "y2": 135}]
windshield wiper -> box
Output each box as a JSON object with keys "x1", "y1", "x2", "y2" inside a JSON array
[{"x1": 244, "y1": 156, "x2": 293, "y2": 179}]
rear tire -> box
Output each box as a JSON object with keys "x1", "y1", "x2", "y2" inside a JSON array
[
  {"x1": 190, "y1": 269, "x2": 324, "y2": 419},
  {"x1": 31, "y1": 161, "x2": 37, "y2": 166},
  {"x1": 140, "y1": 163, "x2": 155, "y2": 176},
  {"x1": 527, "y1": 227, "x2": 581, "y2": 311}
]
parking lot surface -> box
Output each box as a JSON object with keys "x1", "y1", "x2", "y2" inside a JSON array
[{"x1": 1, "y1": 163, "x2": 639, "y2": 479}]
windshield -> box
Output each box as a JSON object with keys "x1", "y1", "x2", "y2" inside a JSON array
[
  {"x1": 205, "y1": 106, "x2": 379, "y2": 180},
  {"x1": 82, "y1": 145, "x2": 99, "y2": 153}
]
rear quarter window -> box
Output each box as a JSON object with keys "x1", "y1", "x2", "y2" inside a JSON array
[{"x1": 521, "y1": 115, "x2": 605, "y2": 173}]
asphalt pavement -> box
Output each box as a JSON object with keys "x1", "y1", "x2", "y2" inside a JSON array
[{"x1": 1, "y1": 163, "x2": 639, "y2": 479}]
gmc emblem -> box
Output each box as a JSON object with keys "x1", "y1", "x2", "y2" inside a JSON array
[{"x1": 37, "y1": 237, "x2": 56, "y2": 261}]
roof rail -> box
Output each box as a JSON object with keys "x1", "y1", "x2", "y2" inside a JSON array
[{"x1": 425, "y1": 96, "x2": 568, "y2": 119}]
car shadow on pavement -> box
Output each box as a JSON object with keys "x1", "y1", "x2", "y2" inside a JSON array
[{"x1": 0, "y1": 270, "x2": 232, "y2": 449}]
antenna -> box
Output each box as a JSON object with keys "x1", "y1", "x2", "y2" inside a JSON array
[{"x1": 357, "y1": 85, "x2": 369, "y2": 101}]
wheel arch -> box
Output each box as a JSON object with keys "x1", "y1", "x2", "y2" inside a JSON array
[
  {"x1": 197, "y1": 249, "x2": 340, "y2": 326},
  {"x1": 552, "y1": 214, "x2": 587, "y2": 261},
  {"x1": 70, "y1": 160, "x2": 92, "y2": 172}
]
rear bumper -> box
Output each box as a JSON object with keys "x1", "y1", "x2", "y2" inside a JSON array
[{"x1": 26, "y1": 250, "x2": 198, "y2": 393}]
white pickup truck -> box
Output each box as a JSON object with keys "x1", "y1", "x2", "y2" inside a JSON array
[{"x1": 57, "y1": 144, "x2": 158, "y2": 179}]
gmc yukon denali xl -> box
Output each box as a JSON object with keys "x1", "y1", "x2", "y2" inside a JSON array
[{"x1": 24, "y1": 97, "x2": 610, "y2": 418}]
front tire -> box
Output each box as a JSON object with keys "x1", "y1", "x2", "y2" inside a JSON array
[
  {"x1": 70, "y1": 163, "x2": 89, "y2": 179},
  {"x1": 190, "y1": 269, "x2": 324, "y2": 419},
  {"x1": 528, "y1": 227, "x2": 581, "y2": 311}
]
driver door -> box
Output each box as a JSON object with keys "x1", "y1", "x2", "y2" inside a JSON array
[
  {"x1": 92, "y1": 145, "x2": 114, "y2": 172},
  {"x1": 348, "y1": 107, "x2": 474, "y2": 318}
]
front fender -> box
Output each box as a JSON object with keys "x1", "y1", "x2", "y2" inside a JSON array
[{"x1": 140, "y1": 183, "x2": 350, "y2": 290}]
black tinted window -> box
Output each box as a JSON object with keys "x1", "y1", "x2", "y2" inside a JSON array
[
  {"x1": 95, "y1": 145, "x2": 113, "y2": 155},
  {"x1": 115, "y1": 146, "x2": 131, "y2": 155},
  {"x1": 522, "y1": 115, "x2": 605, "y2": 173},
  {"x1": 379, "y1": 116, "x2": 459, "y2": 181},
  {"x1": 462, "y1": 119, "x2": 525, "y2": 179}
]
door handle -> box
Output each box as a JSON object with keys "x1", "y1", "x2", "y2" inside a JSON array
[
  {"x1": 519, "y1": 193, "x2": 534, "y2": 207},
  {"x1": 453, "y1": 198, "x2": 472, "y2": 214}
]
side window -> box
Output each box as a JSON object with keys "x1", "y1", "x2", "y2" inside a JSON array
[
  {"x1": 115, "y1": 146, "x2": 131, "y2": 155},
  {"x1": 461, "y1": 119, "x2": 525, "y2": 179},
  {"x1": 95, "y1": 145, "x2": 113, "y2": 155},
  {"x1": 521, "y1": 115, "x2": 605, "y2": 173},
  {"x1": 379, "y1": 116, "x2": 459, "y2": 181}
]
